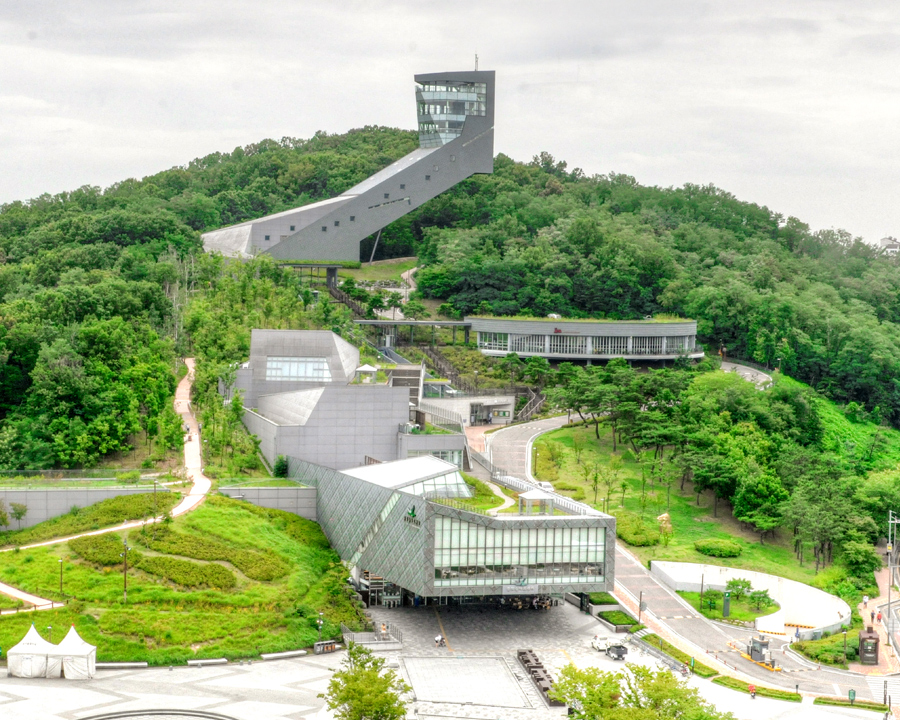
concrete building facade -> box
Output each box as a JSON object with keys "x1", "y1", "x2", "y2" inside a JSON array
[
  {"x1": 467, "y1": 316, "x2": 703, "y2": 361},
  {"x1": 201, "y1": 70, "x2": 495, "y2": 263}
]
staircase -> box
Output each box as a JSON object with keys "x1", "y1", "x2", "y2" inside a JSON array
[
  {"x1": 420, "y1": 346, "x2": 477, "y2": 394},
  {"x1": 515, "y1": 389, "x2": 545, "y2": 422}
]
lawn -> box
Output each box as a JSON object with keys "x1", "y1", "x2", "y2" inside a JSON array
[
  {"x1": 678, "y1": 591, "x2": 777, "y2": 623},
  {"x1": 532, "y1": 423, "x2": 829, "y2": 585},
  {"x1": 0, "y1": 495, "x2": 364, "y2": 664},
  {"x1": 461, "y1": 473, "x2": 507, "y2": 513},
  {"x1": 339, "y1": 257, "x2": 417, "y2": 284}
]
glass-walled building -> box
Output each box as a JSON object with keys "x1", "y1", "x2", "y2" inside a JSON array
[
  {"x1": 288, "y1": 455, "x2": 615, "y2": 602},
  {"x1": 468, "y1": 316, "x2": 703, "y2": 361}
]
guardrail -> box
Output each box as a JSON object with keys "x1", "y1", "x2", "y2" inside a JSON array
[{"x1": 417, "y1": 402, "x2": 466, "y2": 434}]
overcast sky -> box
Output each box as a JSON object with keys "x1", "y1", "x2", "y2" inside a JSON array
[{"x1": 1, "y1": 1, "x2": 898, "y2": 242}]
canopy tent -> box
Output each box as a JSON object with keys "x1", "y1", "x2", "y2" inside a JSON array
[
  {"x1": 7, "y1": 624, "x2": 56, "y2": 678},
  {"x1": 47, "y1": 625, "x2": 96, "y2": 680}
]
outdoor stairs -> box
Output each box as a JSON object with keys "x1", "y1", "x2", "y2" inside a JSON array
[
  {"x1": 515, "y1": 389, "x2": 545, "y2": 422},
  {"x1": 419, "y1": 346, "x2": 477, "y2": 394}
]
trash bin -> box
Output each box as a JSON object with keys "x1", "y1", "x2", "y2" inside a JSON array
[{"x1": 314, "y1": 640, "x2": 337, "y2": 654}]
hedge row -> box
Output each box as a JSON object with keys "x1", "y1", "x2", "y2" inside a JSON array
[
  {"x1": 694, "y1": 538, "x2": 743, "y2": 558},
  {"x1": 712, "y1": 675, "x2": 801, "y2": 702},
  {"x1": 71, "y1": 534, "x2": 143, "y2": 567},
  {"x1": 137, "y1": 556, "x2": 236, "y2": 589},
  {"x1": 640, "y1": 634, "x2": 719, "y2": 678},
  {"x1": 813, "y1": 697, "x2": 889, "y2": 712},
  {"x1": 132, "y1": 526, "x2": 288, "y2": 581},
  {"x1": 613, "y1": 511, "x2": 660, "y2": 547}
]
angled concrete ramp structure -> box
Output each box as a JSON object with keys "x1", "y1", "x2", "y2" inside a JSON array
[{"x1": 202, "y1": 70, "x2": 496, "y2": 262}]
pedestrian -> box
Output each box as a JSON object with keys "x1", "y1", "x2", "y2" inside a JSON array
[
  {"x1": 435, "y1": 634, "x2": 442, "y2": 647},
  {"x1": 864, "y1": 595, "x2": 869, "y2": 608},
  {"x1": 878, "y1": 611, "x2": 883, "y2": 624},
  {"x1": 872, "y1": 610, "x2": 876, "y2": 623}
]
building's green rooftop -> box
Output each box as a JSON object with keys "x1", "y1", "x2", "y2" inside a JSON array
[{"x1": 466, "y1": 314, "x2": 693, "y2": 324}]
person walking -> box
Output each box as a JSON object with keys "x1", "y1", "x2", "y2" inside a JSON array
[
  {"x1": 864, "y1": 595, "x2": 870, "y2": 608},
  {"x1": 872, "y1": 610, "x2": 876, "y2": 624},
  {"x1": 877, "y1": 611, "x2": 883, "y2": 624},
  {"x1": 435, "y1": 634, "x2": 443, "y2": 647}
]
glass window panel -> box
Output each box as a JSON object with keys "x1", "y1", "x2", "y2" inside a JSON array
[{"x1": 265, "y1": 357, "x2": 332, "y2": 382}]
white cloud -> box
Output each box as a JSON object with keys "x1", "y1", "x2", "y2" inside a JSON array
[{"x1": 0, "y1": 0, "x2": 898, "y2": 240}]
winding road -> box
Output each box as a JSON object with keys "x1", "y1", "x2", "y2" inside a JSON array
[
  {"x1": 485, "y1": 368, "x2": 883, "y2": 702},
  {"x1": 0, "y1": 358, "x2": 211, "y2": 614}
]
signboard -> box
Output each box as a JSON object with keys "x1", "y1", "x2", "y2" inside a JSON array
[{"x1": 502, "y1": 584, "x2": 540, "y2": 595}]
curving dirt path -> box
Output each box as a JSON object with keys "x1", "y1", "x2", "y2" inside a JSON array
[{"x1": 0, "y1": 358, "x2": 210, "y2": 614}]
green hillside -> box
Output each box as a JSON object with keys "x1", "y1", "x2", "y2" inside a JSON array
[{"x1": 0, "y1": 495, "x2": 363, "y2": 664}]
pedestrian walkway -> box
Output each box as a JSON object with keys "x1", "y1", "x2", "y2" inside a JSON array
[{"x1": 849, "y1": 565, "x2": 900, "y2": 675}]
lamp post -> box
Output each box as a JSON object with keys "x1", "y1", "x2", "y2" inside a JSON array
[
  {"x1": 47, "y1": 626, "x2": 52, "y2": 642},
  {"x1": 58, "y1": 558, "x2": 63, "y2": 595},
  {"x1": 317, "y1": 613, "x2": 324, "y2": 642},
  {"x1": 120, "y1": 539, "x2": 131, "y2": 604},
  {"x1": 843, "y1": 629, "x2": 847, "y2": 665}
]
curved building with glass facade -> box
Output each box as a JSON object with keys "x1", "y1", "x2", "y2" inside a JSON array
[{"x1": 468, "y1": 316, "x2": 703, "y2": 361}]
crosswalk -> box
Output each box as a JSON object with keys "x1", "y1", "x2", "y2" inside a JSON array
[{"x1": 866, "y1": 676, "x2": 900, "y2": 704}]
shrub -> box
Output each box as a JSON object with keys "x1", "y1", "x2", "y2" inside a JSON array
[
  {"x1": 614, "y1": 511, "x2": 660, "y2": 546},
  {"x1": 640, "y1": 634, "x2": 719, "y2": 678},
  {"x1": 598, "y1": 610, "x2": 635, "y2": 626},
  {"x1": 712, "y1": 675, "x2": 801, "y2": 701},
  {"x1": 116, "y1": 470, "x2": 141, "y2": 483},
  {"x1": 588, "y1": 592, "x2": 617, "y2": 605},
  {"x1": 694, "y1": 538, "x2": 742, "y2": 558},
  {"x1": 71, "y1": 534, "x2": 132, "y2": 567},
  {"x1": 136, "y1": 556, "x2": 236, "y2": 589},
  {"x1": 130, "y1": 525, "x2": 289, "y2": 581},
  {"x1": 273, "y1": 455, "x2": 289, "y2": 478}
]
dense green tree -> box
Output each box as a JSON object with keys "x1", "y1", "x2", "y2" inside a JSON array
[{"x1": 323, "y1": 642, "x2": 410, "y2": 720}]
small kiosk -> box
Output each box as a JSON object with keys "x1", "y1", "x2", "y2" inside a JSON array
[{"x1": 859, "y1": 626, "x2": 880, "y2": 665}]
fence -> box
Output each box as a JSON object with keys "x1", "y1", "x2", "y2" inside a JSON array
[
  {"x1": 0, "y1": 599, "x2": 66, "y2": 616},
  {"x1": 329, "y1": 286, "x2": 367, "y2": 318},
  {"x1": 341, "y1": 622, "x2": 403, "y2": 649}
]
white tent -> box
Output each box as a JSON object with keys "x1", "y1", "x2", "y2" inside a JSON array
[
  {"x1": 7, "y1": 624, "x2": 56, "y2": 678},
  {"x1": 47, "y1": 625, "x2": 96, "y2": 680}
]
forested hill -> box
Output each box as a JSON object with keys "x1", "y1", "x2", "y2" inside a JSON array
[{"x1": 2, "y1": 125, "x2": 900, "y2": 465}]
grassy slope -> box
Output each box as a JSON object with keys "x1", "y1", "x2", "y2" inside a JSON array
[
  {"x1": 0, "y1": 495, "x2": 362, "y2": 664},
  {"x1": 533, "y1": 372, "x2": 900, "y2": 587},
  {"x1": 338, "y1": 257, "x2": 417, "y2": 284}
]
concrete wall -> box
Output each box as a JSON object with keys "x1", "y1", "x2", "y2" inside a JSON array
[
  {"x1": 246, "y1": 386, "x2": 411, "y2": 470},
  {"x1": 0, "y1": 487, "x2": 170, "y2": 530},
  {"x1": 650, "y1": 561, "x2": 851, "y2": 638},
  {"x1": 218, "y1": 487, "x2": 317, "y2": 521},
  {"x1": 398, "y1": 432, "x2": 468, "y2": 458},
  {"x1": 424, "y1": 395, "x2": 516, "y2": 426}
]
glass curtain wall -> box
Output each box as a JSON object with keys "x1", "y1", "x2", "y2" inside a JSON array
[
  {"x1": 433, "y1": 516, "x2": 605, "y2": 587},
  {"x1": 265, "y1": 357, "x2": 332, "y2": 381}
]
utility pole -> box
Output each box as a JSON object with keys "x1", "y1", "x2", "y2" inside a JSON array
[{"x1": 120, "y1": 539, "x2": 131, "y2": 604}]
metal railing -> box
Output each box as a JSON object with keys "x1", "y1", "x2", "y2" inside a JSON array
[
  {"x1": 469, "y1": 450, "x2": 604, "y2": 517},
  {"x1": 329, "y1": 286, "x2": 368, "y2": 318},
  {"x1": 515, "y1": 390, "x2": 545, "y2": 422},
  {"x1": 341, "y1": 622, "x2": 403, "y2": 646},
  {"x1": 417, "y1": 402, "x2": 466, "y2": 434}
]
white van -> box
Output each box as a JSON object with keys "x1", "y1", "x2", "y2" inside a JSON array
[{"x1": 535, "y1": 481, "x2": 554, "y2": 492}]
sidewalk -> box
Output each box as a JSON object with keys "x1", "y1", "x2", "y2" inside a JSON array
[{"x1": 848, "y1": 566, "x2": 900, "y2": 675}]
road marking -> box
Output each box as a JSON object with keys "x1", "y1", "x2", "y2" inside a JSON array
[
  {"x1": 433, "y1": 608, "x2": 453, "y2": 651},
  {"x1": 561, "y1": 648, "x2": 573, "y2": 663},
  {"x1": 833, "y1": 683, "x2": 841, "y2": 696}
]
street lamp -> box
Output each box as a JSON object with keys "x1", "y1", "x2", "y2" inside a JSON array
[
  {"x1": 317, "y1": 613, "x2": 324, "y2": 642},
  {"x1": 47, "y1": 626, "x2": 52, "y2": 642},
  {"x1": 58, "y1": 558, "x2": 63, "y2": 595},
  {"x1": 843, "y1": 629, "x2": 847, "y2": 665},
  {"x1": 120, "y1": 539, "x2": 132, "y2": 604}
]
